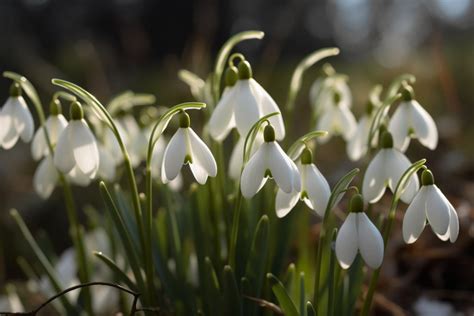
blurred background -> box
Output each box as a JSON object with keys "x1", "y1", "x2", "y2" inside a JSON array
[{"x1": 0, "y1": 0, "x2": 473, "y2": 314}]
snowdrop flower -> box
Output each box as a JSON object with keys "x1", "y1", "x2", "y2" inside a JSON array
[
  {"x1": 151, "y1": 135, "x2": 182, "y2": 191},
  {"x1": 31, "y1": 99, "x2": 68, "y2": 160},
  {"x1": 97, "y1": 142, "x2": 117, "y2": 181},
  {"x1": 403, "y1": 169, "x2": 459, "y2": 244},
  {"x1": 275, "y1": 147, "x2": 330, "y2": 218},
  {"x1": 335, "y1": 193, "x2": 384, "y2": 269},
  {"x1": 0, "y1": 83, "x2": 34, "y2": 149},
  {"x1": 309, "y1": 74, "x2": 352, "y2": 115},
  {"x1": 362, "y1": 131, "x2": 419, "y2": 204},
  {"x1": 346, "y1": 101, "x2": 378, "y2": 161},
  {"x1": 228, "y1": 131, "x2": 264, "y2": 179},
  {"x1": 33, "y1": 155, "x2": 59, "y2": 199},
  {"x1": 208, "y1": 60, "x2": 285, "y2": 141},
  {"x1": 316, "y1": 91, "x2": 357, "y2": 144},
  {"x1": 161, "y1": 111, "x2": 217, "y2": 185},
  {"x1": 54, "y1": 101, "x2": 99, "y2": 179},
  {"x1": 241, "y1": 124, "x2": 300, "y2": 199},
  {"x1": 388, "y1": 86, "x2": 438, "y2": 152}
]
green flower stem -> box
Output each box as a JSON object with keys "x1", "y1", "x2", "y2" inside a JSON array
[
  {"x1": 4, "y1": 73, "x2": 93, "y2": 314},
  {"x1": 228, "y1": 187, "x2": 243, "y2": 269},
  {"x1": 360, "y1": 159, "x2": 426, "y2": 316}
]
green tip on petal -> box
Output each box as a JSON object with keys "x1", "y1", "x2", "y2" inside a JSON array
[
  {"x1": 421, "y1": 169, "x2": 434, "y2": 186},
  {"x1": 401, "y1": 85, "x2": 415, "y2": 101},
  {"x1": 349, "y1": 193, "x2": 364, "y2": 213},
  {"x1": 9, "y1": 83, "x2": 22, "y2": 97},
  {"x1": 263, "y1": 124, "x2": 275, "y2": 142},
  {"x1": 238, "y1": 60, "x2": 252, "y2": 80},
  {"x1": 179, "y1": 111, "x2": 191, "y2": 128},
  {"x1": 333, "y1": 91, "x2": 341, "y2": 105},
  {"x1": 380, "y1": 131, "x2": 393, "y2": 149},
  {"x1": 70, "y1": 101, "x2": 84, "y2": 120},
  {"x1": 301, "y1": 147, "x2": 313, "y2": 164},
  {"x1": 224, "y1": 66, "x2": 239, "y2": 87},
  {"x1": 50, "y1": 99, "x2": 62, "y2": 116}
]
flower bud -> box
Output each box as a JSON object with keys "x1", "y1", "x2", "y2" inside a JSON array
[
  {"x1": 179, "y1": 111, "x2": 191, "y2": 128},
  {"x1": 263, "y1": 124, "x2": 275, "y2": 142},
  {"x1": 421, "y1": 169, "x2": 434, "y2": 186},
  {"x1": 9, "y1": 82, "x2": 22, "y2": 97},
  {"x1": 50, "y1": 99, "x2": 62, "y2": 116},
  {"x1": 300, "y1": 147, "x2": 313, "y2": 165},
  {"x1": 225, "y1": 66, "x2": 239, "y2": 87},
  {"x1": 349, "y1": 193, "x2": 364, "y2": 213},
  {"x1": 238, "y1": 60, "x2": 252, "y2": 80},
  {"x1": 70, "y1": 101, "x2": 84, "y2": 120},
  {"x1": 380, "y1": 131, "x2": 393, "y2": 149},
  {"x1": 401, "y1": 85, "x2": 415, "y2": 101}
]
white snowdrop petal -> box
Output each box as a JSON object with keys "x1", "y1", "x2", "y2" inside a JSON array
[
  {"x1": 208, "y1": 87, "x2": 236, "y2": 141},
  {"x1": 241, "y1": 144, "x2": 268, "y2": 198},
  {"x1": 362, "y1": 150, "x2": 388, "y2": 204},
  {"x1": 288, "y1": 157, "x2": 301, "y2": 192},
  {"x1": 151, "y1": 137, "x2": 167, "y2": 177},
  {"x1": 386, "y1": 149, "x2": 419, "y2": 204},
  {"x1": 47, "y1": 115, "x2": 68, "y2": 145},
  {"x1": 275, "y1": 189, "x2": 299, "y2": 218},
  {"x1": 67, "y1": 166, "x2": 92, "y2": 187},
  {"x1": 229, "y1": 137, "x2": 245, "y2": 179},
  {"x1": 189, "y1": 160, "x2": 209, "y2": 184},
  {"x1": 304, "y1": 164, "x2": 331, "y2": 217},
  {"x1": 357, "y1": 213, "x2": 384, "y2": 269},
  {"x1": 335, "y1": 213, "x2": 359, "y2": 269},
  {"x1": 388, "y1": 103, "x2": 411, "y2": 152},
  {"x1": 31, "y1": 126, "x2": 47, "y2": 160},
  {"x1": 98, "y1": 145, "x2": 116, "y2": 181},
  {"x1": 0, "y1": 101, "x2": 13, "y2": 143},
  {"x1": 338, "y1": 105, "x2": 357, "y2": 141},
  {"x1": 54, "y1": 125, "x2": 75, "y2": 173},
  {"x1": 347, "y1": 116, "x2": 370, "y2": 161},
  {"x1": 250, "y1": 80, "x2": 285, "y2": 140},
  {"x1": 316, "y1": 108, "x2": 335, "y2": 144},
  {"x1": 70, "y1": 120, "x2": 99, "y2": 178},
  {"x1": 168, "y1": 173, "x2": 183, "y2": 192},
  {"x1": 447, "y1": 203, "x2": 459, "y2": 243},
  {"x1": 402, "y1": 187, "x2": 428, "y2": 244},
  {"x1": 267, "y1": 143, "x2": 294, "y2": 193},
  {"x1": 425, "y1": 186, "x2": 450, "y2": 236},
  {"x1": 13, "y1": 97, "x2": 34, "y2": 142},
  {"x1": 33, "y1": 156, "x2": 58, "y2": 199},
  {"x1": 187, "y1": 128, "x2": 217, "y2": 177},
  {"x1": 234, "y1": 81, "x2": 261, "y2": 136},
  {"x1": 162, "y1": 128, "x2": 187, "y2": 182},
  {"x1": 410, "y1": 100, "x2": 438, "y2": 150}
]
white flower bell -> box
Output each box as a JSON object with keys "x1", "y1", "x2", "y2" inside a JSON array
[
  {"x1": 240, "y1": 124, "x2": 300, "y2": 199},
  {"x1": 335, "y1": 194, "x2": 384, "y2": 269},
  {"x1": 228, "y1": 131, "x2": 264, "y2": 180},
  {"x1": 151, "y1": 135, "x2": 183, "y2": 191},
  {"x1": 208, "y1": 61, "x2": 285, "y2": 141},
  {"x1": 54, "y1": 101, "x2": 100, "y2": 179},
  {"x1": 0, "y1": 83, "x2": 34, "y2": 149},
  {"x1": 33, "y1": 155, "x2": 59, "y2": 199},
  {"x1": 161, "y1": 111, "x2": 217, "y2": 185},
  {"x1": 309, "y1": 73, "x2": 352, "y2": 115},
  {"x1": 388, "y1": 87, "x2": 438, "y2": 152},
  {"x1": 316, "y1": 91, "x2": 357, "y2": 144},
  {"x1": 275, "y1": 147, "x2": 330, "y2": 218},
  {"x1": 31, "y1": 99, "x2": 68, "y2": 161},
  {"x1": 346, "y1": 101, "x2": 378, "y2": 161},
  {"x1": 362, "y1": 131, "x2": 419, "y2": 204},
  {"x1": 402, "y1": 170, "x2": 459, "y2": 244}
]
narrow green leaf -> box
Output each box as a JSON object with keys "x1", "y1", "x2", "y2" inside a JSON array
[
  {"x1": 267, "y1": 273, "x2": 299, "y2": 316},
  {"x1": 286, "y1": 48, "x2": 340, "y2": 111},
  {"x1": 212, "y1": 30, "x2": 265, "y2": 104},
  {"x1": 300, "y1": 273, "x2": 306, "y2": 316},
  {"x1": 10, "y1": 209, "x2": 75, "y2": 313},
  {"x1": 306, "y1": 301, "x2": 316, "y2": 316},
  {"x1": 98, "y1": 182, "x2": 145, "y2": 292},
  {"x1": 204, "y1": 257, "x2": 221, "y2": 316},
  {"x1": 93, "y1": 251, "x2": 138, "y2": 292},
  {"x1": 223, "y1": 265, "x2": 242, "y2": 316}
]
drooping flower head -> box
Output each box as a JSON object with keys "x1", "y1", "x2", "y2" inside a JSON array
[
  {"x1": 31, "y1": 99, "x2": 68, "y2": 160},
  {"x1": 317, "y1": 90, "x2": 357, "y2": 144},
  {"x1": 54, "y1": 101, "x2": 100, "y2": 179},
  {"x1": 335, "y1": 193, "x2": 384, "y2": 269},
  {"x1": 388, "y1": 85, "x2": 438, "y2": 152},
  {"x1": 241, "y1": 124, "x2": 300, "y2": 199},
  {"x1": 275, "y1": 147, "x2": 331, "y2": 218},
  {"x1": 161, "y1": 111, "x2": 217, "y2": 185},
  {"x1": 346, "y1": 100, "x2": 378, "y2": 161},
  {"x1": 403, "y1": 169, "x2": 459, "y2": 244},
  {"x1": 0, "y1": 83, "x2": 34, "y2": 149},
  {"x1": 362, "y1": 131, "x2": 419, "y2": 204},
  {"x1": 208, "y1": 59, "x2": 285, "y2": 141}
]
